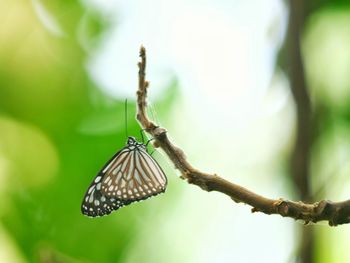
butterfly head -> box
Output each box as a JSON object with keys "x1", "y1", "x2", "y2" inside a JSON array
[
  {"x1": 127, "y1": 136, "x2": 137, "y2": 146},
  {"x1": 127, "y1": 136, "x2": 146, "y2": 149}
]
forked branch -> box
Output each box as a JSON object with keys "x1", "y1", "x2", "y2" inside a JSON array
[{"x1": 135, "y1": 46, "x2": 350, "y2": 226}]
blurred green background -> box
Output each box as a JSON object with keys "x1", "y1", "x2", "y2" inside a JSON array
[{"x1": 1, "y1": 0, "x2": 350, "y2": 262}]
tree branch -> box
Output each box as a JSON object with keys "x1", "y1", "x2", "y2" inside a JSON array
[{"x1": 135, "y1": 46, "x2": 350, "y2": 227}]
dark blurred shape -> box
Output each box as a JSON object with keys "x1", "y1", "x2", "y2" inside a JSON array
[{"x1": 286, "y1": 0, "x2": 313, "y2": 262}]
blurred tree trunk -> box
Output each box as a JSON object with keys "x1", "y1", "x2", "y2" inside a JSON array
[{"x1": 286, "y1": 0, "x2": 314, "y2": 262}]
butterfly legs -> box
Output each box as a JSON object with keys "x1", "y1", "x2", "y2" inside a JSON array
[
  {"x1": 139, "y1": 128, "x2": 146, "y2": 144},
  {"x1": 139, "y1": 128, "x2": 155, "y2": 145},
  {"x1": 139, "y1": 128, "x2": 156, "y2": 154}
]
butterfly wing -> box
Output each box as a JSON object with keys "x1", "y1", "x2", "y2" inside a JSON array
[
  {"x1": 81, "y1": 148, "x2": 131, "y2": 217},
  {"x1": 101, "y1": 146, "x2": 167, "y2": 201},
  {"x1": 81, "y1": 174, "x2": 128, "y2": 217},
  {"x1": 81, "y1": 141, "x2": 167, "y2": 217}
]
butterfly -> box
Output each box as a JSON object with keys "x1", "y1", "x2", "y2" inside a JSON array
[{"x1": 81, "y1": 136, "x2": 167, "y2": 217}]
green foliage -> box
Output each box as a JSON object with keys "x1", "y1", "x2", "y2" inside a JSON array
[{"x1": 0, "y1": 1, "x2": 179, "y2": 262}]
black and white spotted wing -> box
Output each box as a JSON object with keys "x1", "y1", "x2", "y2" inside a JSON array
[
  {"x1": 81, "y1": 174, "x2": 129, "y2": 217},
  {"x1": 81, "y1": 136, "x2": 167, "y2": 217}
]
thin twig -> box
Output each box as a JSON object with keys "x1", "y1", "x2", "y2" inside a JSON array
[{"x1": 135, "y1": 46, "x2": 350, "y2": 227}]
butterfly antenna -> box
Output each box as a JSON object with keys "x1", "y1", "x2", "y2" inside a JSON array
[
  {"x1": 124, "y1": 99, "x2": 128, "y2": 140},
  {"x1": 140, "y1": 129, "x2": 145, "y2": 144}
]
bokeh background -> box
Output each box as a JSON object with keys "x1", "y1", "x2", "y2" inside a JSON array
[{"x1": 1, "y1": 0, "x2": 350, "y2": 262}]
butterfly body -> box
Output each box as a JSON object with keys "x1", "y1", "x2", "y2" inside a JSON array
[{"x1": 81, "y1": 136, "x2": 167, "y2": 217}]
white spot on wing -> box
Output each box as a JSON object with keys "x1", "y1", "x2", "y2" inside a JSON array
[
  {"x1": 121, "y1": 179, "x2": 126, "y2": 187},
  {"x1": 88, "y1": 186, "x2": 94, "y2": 194},
  {"x1": 104, "y1": 176, "x2": 111, "y2": 184},
  {"x1": 89, "y1": 190, "x2": 95, "y2": 203}
]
